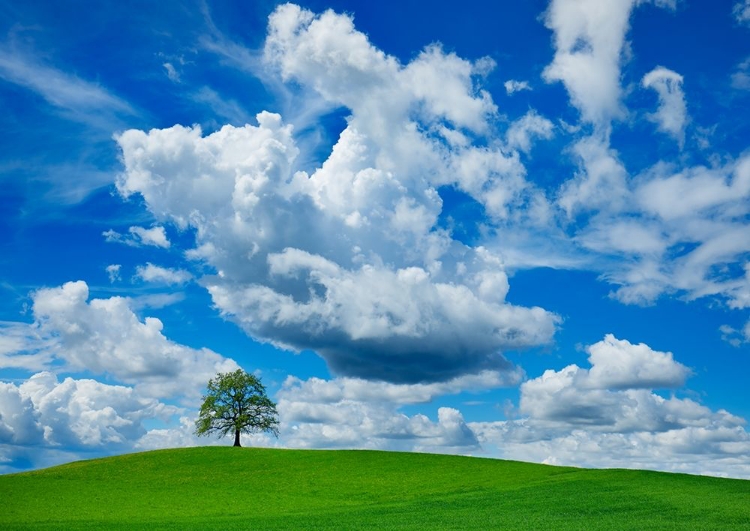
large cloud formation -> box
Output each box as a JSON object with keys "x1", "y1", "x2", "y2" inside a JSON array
[
  {"x1": 116, "y1": 3, "x2": 750, "y2": 372},
  {"x1": 115, "y1": 4, "x2": 560, "y2": 384},
  {"x1": 473, "y1": 335, "x2": 750, "y2": 478},
  {"x1": 0, "y1": 281, "x2": 239, "y2": 472},
  {"x1": 2, "y1": 281, "x2": 238, "y2": 399},
  {"x1": 273, "y1": 335, "x2": 750, "y2": 478}
]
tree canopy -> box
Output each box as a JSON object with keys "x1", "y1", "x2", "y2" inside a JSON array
[{"x1": 195, "y1": 369, "x2": 279, "y2": 447}]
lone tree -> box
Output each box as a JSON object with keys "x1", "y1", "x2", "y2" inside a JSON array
[{"x1": 195, "y1": 369, "x2": 279, "y2": 447}]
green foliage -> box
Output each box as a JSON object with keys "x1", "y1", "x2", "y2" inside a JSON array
[
  {"x1": 1, "y1": 447, "x2": 749, "y2": 530},
  {"x1": 195, "y1": 369, "x2": 278, "y2": 445}
]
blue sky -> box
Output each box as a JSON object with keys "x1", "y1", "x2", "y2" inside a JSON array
[{"x1": 1, "y1": 0, "x2": 750, "y2": 478}]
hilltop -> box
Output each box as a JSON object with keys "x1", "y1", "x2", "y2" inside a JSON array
[{"x1": 2, "y1": 447, "x2": 749, "y2": 529}]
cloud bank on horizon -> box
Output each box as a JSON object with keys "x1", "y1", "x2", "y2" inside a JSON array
[{"x1": 1, "y1": 0, "x2": 750, "y2": 478}]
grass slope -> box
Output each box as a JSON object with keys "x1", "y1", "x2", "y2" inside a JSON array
[{"x1": 2, "y1": 447, "x2": 749, "y2": 530}]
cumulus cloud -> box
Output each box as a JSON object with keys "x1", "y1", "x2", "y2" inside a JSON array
[
  {"x1": 471, "y1": 335, "x2": 750, "y2": 478},
  {"x1": 735, "y1": 0, "x2": 750, "y2": 25},
  {"x1": 472, "y1": 422, "x2": 750, "y2": 478},
  {"x1": 106, "y1": 264, "x2": 122, "y2": 283},
  {"x1": 542, "y1": 0, "x2": 675, "y2": 127},
  {"x1": 505, "y1": 111, "x2": 555, "y2": 153},
  {"x1": 0, "y1": 322, "x2": 55, "y2": 371},
  {"x1": 18, "y1": 372, "x2": 175, "y2": 448},
  {"x1": 277, "y1": 376, "x2": 480, "y2": 453},
  {"x1": 123, "y1": 372, "x2": 504, "y2": 456},
  {"x1": 642, "y1": 66, "x2": 688, "y2": 146},
  {"x1": 115, "y1": 4, "x2": 560, "y2": 385},
  {"x1": 264, "y1": 335, "x2": 746, "y2": 477},
  {"x1": 0, "y1": 372, "x2": 182, "y2": 472},
  {"x1": 557, "y1": 134, "x2": 630, "y2": 217},
  {"x1": 554, "y1": 149, "x2": 750, "y2": 305},
  {"x1": 533, "y1": 0, "x2": 750, "y2": 308},
  {"x1": 5, "y1": 281, "x2": 239, "y2": 398},
  {"x1": 135, "y1": 263, "x2": 192, "y2": 285},
  {"x1": 595, "y1": 156, "x2": 750, "y2": 304},
  {"x1": 504, "y1": 80, "x2": 531, "y2": 94},
  {"x1": 110, "y1": 2, "x2": 750, "y2": 389},
  {"x1": 0, "y1": 381, "x2": 42, "y2": 446},
  {"x1": 210, "y1": 253, "x2": 554, "y2": 383},
  {"x1": 103, "y1": 226, "x2": 170, "y2": 248},
  {"x1": 585, "y1": 334, "x2": 691, "y2": 389},
  {"x1": 0, "y1": 277, "x2": 245, "y2": 469},
  {"x1": 108, "y1": 3, "x2": 750, "y2": 361},
  {"x1": 130, "y1": 226, "x2": 171, "y2": 248},
  {"x1": 542, "y1": 0, "x2": 633, "y2": 126}
]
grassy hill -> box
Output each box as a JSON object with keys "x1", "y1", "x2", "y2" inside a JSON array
[{"x1": 1, "y1": 447, "x2": 749, "y2": 529}]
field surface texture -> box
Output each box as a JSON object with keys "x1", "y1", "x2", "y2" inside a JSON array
[{"x1": 1, "y1": 447, "x2": 749, "y2": 529}]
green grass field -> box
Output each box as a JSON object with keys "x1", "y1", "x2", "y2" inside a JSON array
[{"x1": 1, "y1": 447, "x2": 749, "y2": 529}]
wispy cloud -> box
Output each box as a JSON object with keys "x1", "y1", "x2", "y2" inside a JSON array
[
  {"x1": 135, "y1": 263, "x2": 193, "y2": 285},
  {"x1": 504, "y1": 79, "x2": 531, "y2": 94},
  {"x1": 103, "y1": 226, "x2": 171, "y2": 248},
  {"x1": 191, "y1": 86, "x2": 252, "y2": 124},
  {"x1": 735, "y1": 0, "x2": 750, "y2": 26},
  {"x1": 0, "y1": 44, "x2": 136, "y2": 129}
]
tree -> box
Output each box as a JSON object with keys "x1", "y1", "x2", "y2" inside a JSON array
[{"x1": 195, "y1": 369, "x2": 279, "y2": 447}]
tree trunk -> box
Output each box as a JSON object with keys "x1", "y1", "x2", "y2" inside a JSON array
[{"x1": 233, "y1": 429, "x2": 241, "y2": 447}]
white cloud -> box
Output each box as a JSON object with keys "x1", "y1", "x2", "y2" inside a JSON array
[
  {"x1": 402, "y1": 44, "x2": 497, "y2": 133},
  {"x1": 577, "y1": 220, "x2": 667, "y2": 257},
  {"x1": 553, "y1": 149, "x2": 750, "y2": 306},
  {"x1": 542, "y1": 0, "x2": 635, "y2": 126},
  {"x1": 472, "y1": 422, "x2": 750, "y2": 478},
  {"x1": 516, "y1": 335, "x2": 730, "y2": 432},
  {"x1": 0, "y1": 372, "x2": 184, "y2": 472},
  {"x1": 103, "y1": 226, "x2": 171, "y2": 248},
  {"x1": 106, "y1": 264, "x2": 121, "y2": 283},
  {"x1": 281, "y1": 370, "x2": 522, "y2": 407},
  {"x1": 505, "y1": 111, "x2": 555, "y2": 153},
  {"x1": 731, "y1": 57, "x2": 750, "y2": 90},
  {"x1": 115, "y1": 6, "x2": 560, "y2": 385},
  {"x1": 0, "y1": 44, "x2": 134, "y2": 128},
  {"x1": 18, "y1": 372, "x2": 175, "y2": 448},
  {"x1": 266, "y1": 335, "x2": 747, "y2": 478},
  {"x1": 0, "y1": 321, "x2": 55, "y2": 371},
  {"x1": 557, "y1": 134, "x2": 630, "y2": 217},
  {"x1": 129, "y1": 292, "x2": 186, "y2": 310},
  {"x1": 735, "y1": 1, "x2": 750, "y2": 25},
  {"x1": 470, "y1": 334, "x2": 750, "y2": 478},
  {"x1": 135, "y1": 263, "x2": 192, "y2": 285},
  {"x1": 277, "y1": 375, "x2": 480, "y2": 453},
  {"x1": 720, "y1": 319, "x2": 750, "y2": 347},
  {"x1": 585, "y1": 334, "x2": 691, "y2": 389},
  {"x1": 642, "y1": 66, "x2": 688, "y2": 146},
  {"x1": 17, "y1": 281, "x2": 239, "y2": 398},
  {"x1": 192, "y1": 87, "x2": 252, "y2": 124},
  {"x1": 726, "y1": 263, "x2": 750, "y2": 310},
  {"x1": 114, "y1": 2, "x2": 750, "y2": 385},
  {"x1": 542, "y1": 0, "x2": 676, "y2": 127},
  {"x1": 129, "y1": 226, "x2": 171, "y2": 248},
  {"x1": 504, "y1": 80, "x2": 531, "y2": 94},
  {"x1": 0, "y1": 381, "x2": 42, "y2": 446},
  {"x1": 111, "y1": 2, "x2": 750, "y2": 348},
  {"x1": 134, "y1": 415, "x2": 210, "y2": 450},
  {"x1": 163, "y1": 62, "x2": 181, "y2": 83},
  {"x1": 210, "y1": 253, "x2": 554, "y2": 383}
]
